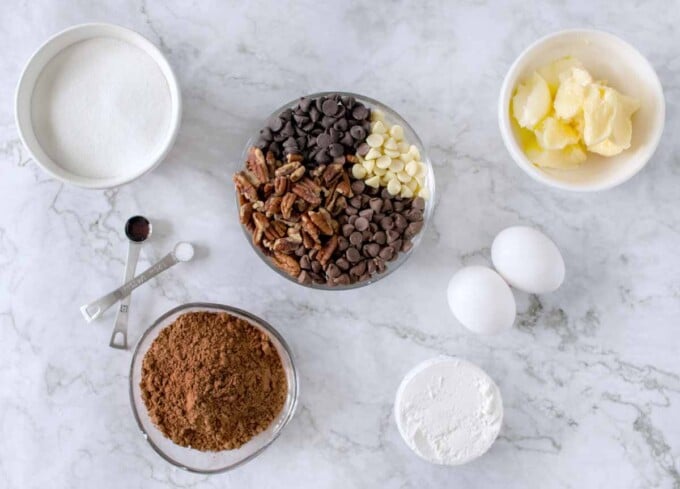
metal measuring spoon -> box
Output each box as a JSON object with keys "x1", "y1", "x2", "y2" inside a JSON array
[
  {"x1": 81, "y1": 242, "x2": 195, "y2": 323},
  {"x1": 109, "y1": 216, "x2": 151, "y2": 350}
]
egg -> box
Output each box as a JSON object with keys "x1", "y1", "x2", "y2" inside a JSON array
[
  {"x1": 491, "y1": 226, "x2": 565, "y2": 294},
  {"x1": 447, "y1": 266, "x2": 516, "y2": 335}
]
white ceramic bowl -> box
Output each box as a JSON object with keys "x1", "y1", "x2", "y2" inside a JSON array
[
  {"x1": 15, "y1": 23, "x2": 182, "y2": 189},
  {"x1": 499, "y1": 29, "x2": 665, "y2": 191}
]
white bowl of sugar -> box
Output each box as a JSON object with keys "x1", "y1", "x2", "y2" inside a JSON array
[{"x1": 15, "y1": 23, "x2": 182, "y2": 189}]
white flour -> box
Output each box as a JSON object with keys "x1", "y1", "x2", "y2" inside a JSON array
[
  {"x1": 395, "y1": 357, "x2": 503, "y2": 465},
  {"x1": 31, "y1": 37, "x2": 172, "y2": 179}
]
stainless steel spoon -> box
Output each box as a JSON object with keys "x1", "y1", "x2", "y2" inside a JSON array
[
  {"x1": 109, "y1": 216, "x2": 152, "y2": 350},
  {"x1": 81, "y1": 242, "x2": 195, "y2": 323}
]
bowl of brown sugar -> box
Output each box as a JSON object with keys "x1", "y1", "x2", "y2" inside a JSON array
[{"x1": 129, "y1": 303, "x2": 298, "y2": 473}]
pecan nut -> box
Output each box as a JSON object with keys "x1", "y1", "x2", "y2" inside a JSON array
[
  {"x1": 317, "y1": 235, "x2": 338, "y2": 266},
  {"x1": 292, "y1": 178, "x2": 322, "y2": 206},
  {"x1": 233, "y1": 172, "x2": 258, "y2": 202},
  {"x1": 273, "y1": 252, "x2": 301, "y2": 277},
  {"x1": 246, "y1": 147, "x2": 269, "y2": 185},
  {"x1": 308, "y1": 208, "x2": 334, "y2": 235},
  {"x1": 281, "y1": 193, "x2": 297, "y2": 219}
]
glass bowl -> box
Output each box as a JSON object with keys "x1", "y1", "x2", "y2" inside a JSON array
[
  {"x1": 236, "y1": 91, "x2": 436, "y2": 290},
  {"x1": 129, "y1": 303, "x2": 299, "y2": 474}
]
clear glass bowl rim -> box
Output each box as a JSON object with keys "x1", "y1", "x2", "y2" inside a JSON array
[
  {"x1": 237, "y1": 91, "x2": 437, "y2": 291},
  {"x1": 128, "y1": 302, "x2": 299, "y2": 474}
]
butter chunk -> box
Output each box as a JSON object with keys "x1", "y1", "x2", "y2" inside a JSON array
[
  {"x1": 554, "y1": 67, "x2": 593, "y2": 120},
  {"x1": 534, "y1": 116, "x2": 580, "y2": 150},
  {"x1": 512, "y1": 72, "x2": 552, "y2": 129}
]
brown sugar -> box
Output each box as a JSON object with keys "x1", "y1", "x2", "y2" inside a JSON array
[{"x1": 140, "y1": 311, "x2": 288, "y2": 451}]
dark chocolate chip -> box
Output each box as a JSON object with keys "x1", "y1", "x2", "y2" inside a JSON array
[
  {"x1": 380, "y1": 216, "x2": 394, "y2": 230},
  {"x1": 412, "y1": 197, "x2": 426, "y2": 211},
  {"x1": 346, "y1": 247, "x2": 361, "y2": 263},
  {"x1": 350, "y1": 125, "x2": 366, "y2": 140},
  {"x1": 379, "y1": 246, "x2": 394, "y2": 261},
  {"x1": 357, "y1": 142, "x2": 370, "y2": 156},
  {"x1": 329, "y1": 143, "x2": 344, "y2": 157},
  {"x1": 316, "y1": 133, "x2": 332, "y2": 148},
  {"x1": 322, "y1": 99, "x2": 340, "y2": 116},
  {"x1": 352, "y1": 105, "x2": 369, "y2": 120},
  {"x1": 268, "y1": 117, "x2": 284, "y2": 132},
  {"x1": 354, "y1": 217, "x2": 369, "y2": 231},
  {"x1": 349, "y1": 231, "x2": 363, "y2": 246},
  {"x1": 373, "y1": 231, "x2": 386, "y2": 245},
  {"x1": 336, "y1": 257, "x2": 350, "y2": 271},
  {"x1": 342, "y1": 223, "x2": 355, "y2": 237},
  {"x1": 364, "y1": 243, "x2": 381, "y2": 257}
]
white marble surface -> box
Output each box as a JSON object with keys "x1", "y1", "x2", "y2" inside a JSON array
[{"x1": 1, "y1": 1, "x2": 679, "y2": 488}]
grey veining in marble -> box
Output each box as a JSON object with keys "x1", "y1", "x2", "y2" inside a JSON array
[{"x1": 1, "y1": 1, "x2": 679, "y2": 488}]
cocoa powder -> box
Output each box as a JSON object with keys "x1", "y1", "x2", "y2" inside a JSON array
[{"x1": 140, "y1": 311, "x2": 288, "y2": 451}]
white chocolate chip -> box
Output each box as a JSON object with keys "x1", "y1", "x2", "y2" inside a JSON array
[
  {"x1": 405, "y1": 160, "x2": 419, "y2": 176},
  {"x1": 371, "y1": 120, "x2": 387, "y2": 134},
  {"x1": 384, "y1": 137, "x2": 398, "y2": 150},
  {"x1": 398, "y1": 141, "x2": 410, "y2": 153},
  {"x1": 366, "y1": 134, "x2": 384, "y2": 148},
  {"x1": 390, "y1": 125, "x2": 404, "y2": 141},
  {"x1": 416, "y1": 161, "x2": 427, "y2": 177},
  {"x1": 406, "y1": 179, "x2": 418, "y2": 191},
  {"x1": 409, "y1": 145, "x2": 421, "y2": 159},
  {"x1": 365, "y1": 175, "x2": 381, "y2": 188},
  {"x1": 384, "y1": 149, "x2": 401, "y2": 158},
  {"x1": 371, "y1": 109, "x2": 385, "y2": 122},
  {"x1": 389, "y1": 159, "x2": 405, "y2": 172},
  {"x1": 376, "y1": 155, "x2": 392, "y2": 169},
  {"x1": 362, "y1": 159, "x2": 375, "y2": 172},
  {"x1": 365, "y1": 147, "x2": 382, "y2": 160},
  {"x1": 374, "y1": 166, "x2": 387, "y2": 176},
  {"x1": 397, "y1": 171, "x2": 411, "y2": 183},
  {"x1": 401, "y1": 151, "x2": 414, "y2": 163},
  {"x1": 352, "y1": 164, "x2": 367, "y2": 179},
  {"x1": 400, "y1": 185, "x2": 414, "y2": 198},
  {"x1": 387, "y1": 178, "x2": 401, "y2": 195}
]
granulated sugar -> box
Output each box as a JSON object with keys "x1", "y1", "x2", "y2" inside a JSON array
[{"x1": 31, "y1": 37, "x2": 172, "y2": 179}]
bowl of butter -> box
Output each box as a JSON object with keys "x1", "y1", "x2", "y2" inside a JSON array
[{"x1": 499, "y1": 29, "x2": 665, "y2": 191}]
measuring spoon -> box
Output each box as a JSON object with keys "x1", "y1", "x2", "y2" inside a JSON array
[
  {"x1": 81, "y1": 242, "x2": 194, "y2": 323},
  {"x1": 109, "y1": 216, "x2": 151, "y2": 350}
]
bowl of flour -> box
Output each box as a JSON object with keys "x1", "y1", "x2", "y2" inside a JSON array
[{"x1": 15, "y1": 23, "x2": 181, "y2": 188}]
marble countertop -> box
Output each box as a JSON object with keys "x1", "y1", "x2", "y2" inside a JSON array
[{"x1": 1, "y1": 1, "x2": 679, "y2": 488}]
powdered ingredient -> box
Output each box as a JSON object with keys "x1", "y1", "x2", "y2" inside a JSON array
[
  {"x1": 140, "y1": 311, "x2": 288, "y2": 451},
  {"x1": 31, "y1": 37, "x2": 172, "y2": 179}
]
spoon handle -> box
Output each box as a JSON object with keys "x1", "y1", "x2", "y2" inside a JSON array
[
  {"x1": 109, "y1": 241, "x2": 142, "y2": 350},
  {"x1": 80, "y1": 250, "x2": 180, "y2": 323}
]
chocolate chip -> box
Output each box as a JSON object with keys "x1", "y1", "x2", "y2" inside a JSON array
[
  {"x1": 402, "y1": 240, "x2": 413, "y2": 253},
  {"x1": 369, "y1": 198, "x2": 383, "y2": 213},
  {"x1": 342, "y1": 223, "x2": 355, "y2": 237},
  {"x1": 346, "y1": 247, "x2": 361, "y2": 263},
  {"x1": 404, "y1": 221, "x2": 424, "y2": 239},
  {"x1": 386, "y1": 229, "x2": 400, "y2": 243},
  {"x1": 300, "y1": 255, "x2": 311, "y2": 270},
  {"x1": 334, "y1": 274, "x2": 351, "y2": 285},
  {"x1": 358, "y1": 209, "x2": 373, "y2": 220},
  {"x1": 333, "y1": 118, "x2": 349, "y2": 132},
  {"x1": 405, "y1": 208, "x2": 423, "y2": 222},
  {"x1": 367, "y1": 260, "x2": 376, "y2": 274},
  {"x1": 299, "y1": 97, "x2": 313, "y2": 112},
  {"x1": 316, "y1": 133, "x2": 331, "y2": 148},
  {"x1": 412, "y1": 197, "x2": 426, "y2": 211},
  {"x1": 350, "y1": 196, "x2": 363, "y2": 208},
  {"x1": 336, "y1": 257, "x2": 350, "y2": 271},
  {"x1": 349, "y1": 231, "x2": 363, "y2": 246},
  {"x1": 322, "y1": 99, "x2": 340, "y2": 116},
  {"x1": 268, "y1": 117, "x2": 284, "y2": 132},
  {"x1": 329, "y1": 143, "x2": 344, "y2": 157},
  {"x1": 380, "y1": 216, "x2": 394, "y2": 230},
  {"x1": 326, "y1": 263, "x2": 341, "y2": 279},
  {"x1": 381, "y1": 199, "x2": 393, "y2": 213},
  {"x1": 357, "y1": 142, "x2": 370, "y2": 156},
  {"x1": 352, "y1": 105, "x2": 369, "y2": 120},
  {"x1": 373, "y1": 231, "x2": 386, "y2": 245},
  {"x1": 340, "y1": 132, "x2": 355, "y2": 147},
  {"x1": 364, "y1": 243, "x2": 380, "y2": 257},
  {"x1": 311, "y1": 260, "x2": 322, "y2": 273},
  {"x1": 281, "y1": 121, "x2": 295, "y2": 138},
  {"x1": 393, "y1": 213, "x2": 408, "y2": 231},
  {"x1": 338, "y1": 236, "x2": 350, "y2": 251},
  {"x1": 354, "y1": 217, "x2": 369, "y2": 231},
  {"x1": 379, "y1": 246, "x2": 394, "y2": 261},
  {"x1": 351, "y1": 180, "x2": 366, "y2": 194},
  {"x1": 350, "y1": 125, "x2": 366, "y2": 140},
  {"x1": 350, "y1": 261, "x2": 367, "y2": 277},
  {"x1": 298, "y1": 270, "x2": 312, "y2": 284}
]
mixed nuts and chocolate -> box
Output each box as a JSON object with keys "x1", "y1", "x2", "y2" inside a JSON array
[{"x1": 234, "y1": 94, "x2": 429, "y2": 286}]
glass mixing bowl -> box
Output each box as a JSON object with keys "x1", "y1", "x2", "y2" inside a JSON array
[
  {"x1": 237, "y1": 91, "x2": 436, "y2": 290},
  {"x1": 129, "y1": 303, "x2": 299, "y2": 474}
]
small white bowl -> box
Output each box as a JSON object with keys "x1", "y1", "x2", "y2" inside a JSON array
[
  {"x1": 15, "y1": 23, "x2": 182, "y2": 189},
  {"x1": 499, "y1": 29, "x2": 665, "y2": 191}
]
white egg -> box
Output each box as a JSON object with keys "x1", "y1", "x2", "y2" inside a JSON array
[
  {"x1": 447, "y1": 266, "x2": 516, "y2": 335},
  {"x1": 491, "y1": 226, "x2": 565, "y2": 294}
]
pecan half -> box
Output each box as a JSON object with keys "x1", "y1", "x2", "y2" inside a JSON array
[
  {"x1": 246, "y1": 147, "x2": 269, "y2": 184},
  {"x1": 264, "y1": 195, "x2": 282, "y2": 216},
  {"x1": 265, "y1": 150, "x2": 277, "y2": 176},
  {"x1": 289, "y1": 165, "x2": 306, "y2": 182},
  {"x1": 273, "y1": 252, "x2": 301, "y2": 277},
  {"x1": 272, "y1": 234, "x2": 302, "y2": 252},
  {"x1": 286, "y1": 153, "x2": 304, "y2": 163},
  {"x1": 239, "y1": 202, "x2": 253, "y2": 225},
  {"x1": 322, "y1": 163, "x2": 343, "y2": 185},
  {"x1": 292, "y1": 178, "x2": 322, "y2": 206},
  {"x1": 233, "y1": 172, "x2": 258, "y2": 202},
  {"x1": 274, "y1": 175, "x2": 288, "y2": 196},
  {"x1": 275, "y1": 161, "x2": 302, "y2": 177},
  {"x1": 301, "y1": 214, "x2": 322, "y2": 244},
  {"x1": 317, "y1": 235, "x2": 338, "y2": 266},
  {"x1": 252, "y1": 211, "x2": 269, "y2": 231},
  {"x1": 334, "y1": 172, "x2": 352, "y2": 197},
  {"x1": 281, "y1": 193, "x2": 297, "y2": 219},
  {"x1": 308, "y1": 208, "x2": 334, "y2": 235}
]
